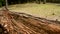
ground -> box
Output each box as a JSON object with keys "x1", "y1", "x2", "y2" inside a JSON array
[{"x1": 1, "y1": 3, "x2": 60, "y2": 21}]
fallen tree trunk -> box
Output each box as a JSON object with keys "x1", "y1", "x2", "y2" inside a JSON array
[{"x1": 0, "y1": 9, "x2": 60, "y2": 34}]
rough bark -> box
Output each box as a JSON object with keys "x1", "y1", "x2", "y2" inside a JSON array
[{"x1": 0, "y1": 9, "x2": 60, "y2": 34}]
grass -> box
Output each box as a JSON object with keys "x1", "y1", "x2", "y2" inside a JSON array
[{"x1": 8, "y1": 3, "x2": 60, "y2": 21}]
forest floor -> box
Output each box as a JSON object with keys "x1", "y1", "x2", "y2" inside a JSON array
[
  {"x1": 8, "y1": 3, "x2": 60, "y2": 21},
  {"x1": 0, "y1": 3, "x2": 60, "y2": 21}
]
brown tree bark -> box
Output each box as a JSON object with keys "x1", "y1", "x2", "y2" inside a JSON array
[{"x1": 0, "y1": 10, "x2": 60, "y2": 34}]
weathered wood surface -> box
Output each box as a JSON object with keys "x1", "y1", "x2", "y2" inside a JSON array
[{"x1": 0, "y1": 10, "x2": 60, "y2": 34}]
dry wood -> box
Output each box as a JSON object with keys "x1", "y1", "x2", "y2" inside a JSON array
[{"x1": 0, "y1": 9, "x2": 60, "y2": 34}]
